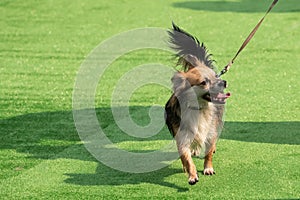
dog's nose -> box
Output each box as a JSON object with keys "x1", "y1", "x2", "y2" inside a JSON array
[{"x1": 223, "y1": 80, "x2": 227, "y2": 88}]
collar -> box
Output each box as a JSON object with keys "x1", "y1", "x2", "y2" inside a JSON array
[{"x1": 188, "y1": 105, "x2": 202, "y2": 110}]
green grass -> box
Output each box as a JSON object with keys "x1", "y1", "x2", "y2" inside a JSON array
[{"x1": 1, "y1": 0, "x2": 300, "y2": 199}]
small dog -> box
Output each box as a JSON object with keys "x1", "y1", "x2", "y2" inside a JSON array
[{"x1": 165, "y1": 22, "x2": 230, "y2": 185}]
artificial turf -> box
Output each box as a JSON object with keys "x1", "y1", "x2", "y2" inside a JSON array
[{"x1": 1, "y1": 0, "x2": 299, "y2": 199}]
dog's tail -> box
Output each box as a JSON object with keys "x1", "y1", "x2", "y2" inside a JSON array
[{"x1": 168, "y1": 22, "x2": 216, "y2": 72}]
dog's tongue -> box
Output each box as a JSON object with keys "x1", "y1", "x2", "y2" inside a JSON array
[
  {"x1": 217, "y1": 92, "x2": 231, "y2": 100},
  {"x1": 214, "y1": 92, "x2": 231, "y2": 103},
  {"x1": 211, "y1": 92, "x2": 231, "y2": 104}
]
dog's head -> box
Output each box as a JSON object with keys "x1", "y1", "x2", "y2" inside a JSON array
[{"x1": 172, "y1": 54, "x2": 230, "y2": 106}]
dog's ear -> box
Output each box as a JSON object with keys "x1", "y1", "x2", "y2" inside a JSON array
[
  {"x1": 171, "y1": 72, "x2": 190, "y2": 97},
  {"x1": 177, "y1": 54, "x2": 201, "y2": 71},
  {"x1": 184, "y1": 54, "x2": 200, "y2": 67}
]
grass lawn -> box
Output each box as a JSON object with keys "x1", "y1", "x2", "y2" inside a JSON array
[{"x1": 1, "y1": 0, "x2": 299, "y2": 199}]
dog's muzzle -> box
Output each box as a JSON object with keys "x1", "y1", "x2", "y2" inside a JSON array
[{"x1": 203, "y1": 80, "x2": 230, "y2": 104}]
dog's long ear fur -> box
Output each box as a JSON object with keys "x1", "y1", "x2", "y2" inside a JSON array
[
  {"x1": 171, "y1": 71, "x2": 197, "y2": 97},
  {"x1": 168, "y1": 22, "x2": 216, "y2": 72},
  {"x1": 171, "y1": 55, "x2": 201, "y2": 96},
  {"x1": 172, "y1": 72, "x2": 190, "y2": 97}
]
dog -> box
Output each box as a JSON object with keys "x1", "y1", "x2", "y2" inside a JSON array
[{"x1": 165, "y1": 22, "x2": 230, "y2": 185}]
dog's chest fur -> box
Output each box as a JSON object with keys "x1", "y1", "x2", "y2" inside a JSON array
[
  {"x1": 165, "y1": 90, "x2": 224, "y2": 155},
  {"x1": 181, "y1": 103, "x2": 216, "y2": 147}
]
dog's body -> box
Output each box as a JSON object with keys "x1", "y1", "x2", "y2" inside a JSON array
[{"x1": 165, "y1": 23, "x2": 230, "y2": 185}]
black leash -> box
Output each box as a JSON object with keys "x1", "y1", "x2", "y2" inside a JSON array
[{"x1": 218, "y1": 0, "x2": 279, "y2": 77}]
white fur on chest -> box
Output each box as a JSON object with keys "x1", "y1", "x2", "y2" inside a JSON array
[{"x1": 176, "y1": 101, "x2": 215, "y2": 155}]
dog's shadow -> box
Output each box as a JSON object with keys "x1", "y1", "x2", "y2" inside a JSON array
[{"x1": 64, "y1": 163, "x2": 189, "y2": 192}]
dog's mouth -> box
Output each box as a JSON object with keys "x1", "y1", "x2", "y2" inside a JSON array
[{"x1": 203, "y1": 92, "x2": 231, "y2": 104}]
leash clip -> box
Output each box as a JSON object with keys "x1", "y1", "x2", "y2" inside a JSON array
[{"x1": 218, "y1": 60, "x2": 233, "y2": 78}]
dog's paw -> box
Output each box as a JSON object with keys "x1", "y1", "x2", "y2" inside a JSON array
[
  {"x1": 203, "y1": 167, "x2": 215, "y2": 175},
  {"x1": 188, "y1": 173, "x2": 199, "y2": 185}
]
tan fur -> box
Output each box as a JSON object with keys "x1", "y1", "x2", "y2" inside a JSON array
[{"x1": 165, "y1": 58, "x2": 228, "y2": 185}]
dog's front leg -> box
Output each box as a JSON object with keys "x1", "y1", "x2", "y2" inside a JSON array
[
  {"x1": 180, "y1": 151, "x2": 198, "y2": 185},
  {"x1": 203, "y1": 143, "x2": 216, "y2": 175},
  {"x1": 176, "y1": 133, "x2": 199, "y2": 185}
]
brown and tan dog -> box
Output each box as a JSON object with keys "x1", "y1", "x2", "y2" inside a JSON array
[{"x1": 165, "y1": 23, "x2": 230, "y2": 185}]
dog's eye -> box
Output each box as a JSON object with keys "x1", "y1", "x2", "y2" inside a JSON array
[{"x1": 200, "y1": 81, "x2": 206, "y2": 86}]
